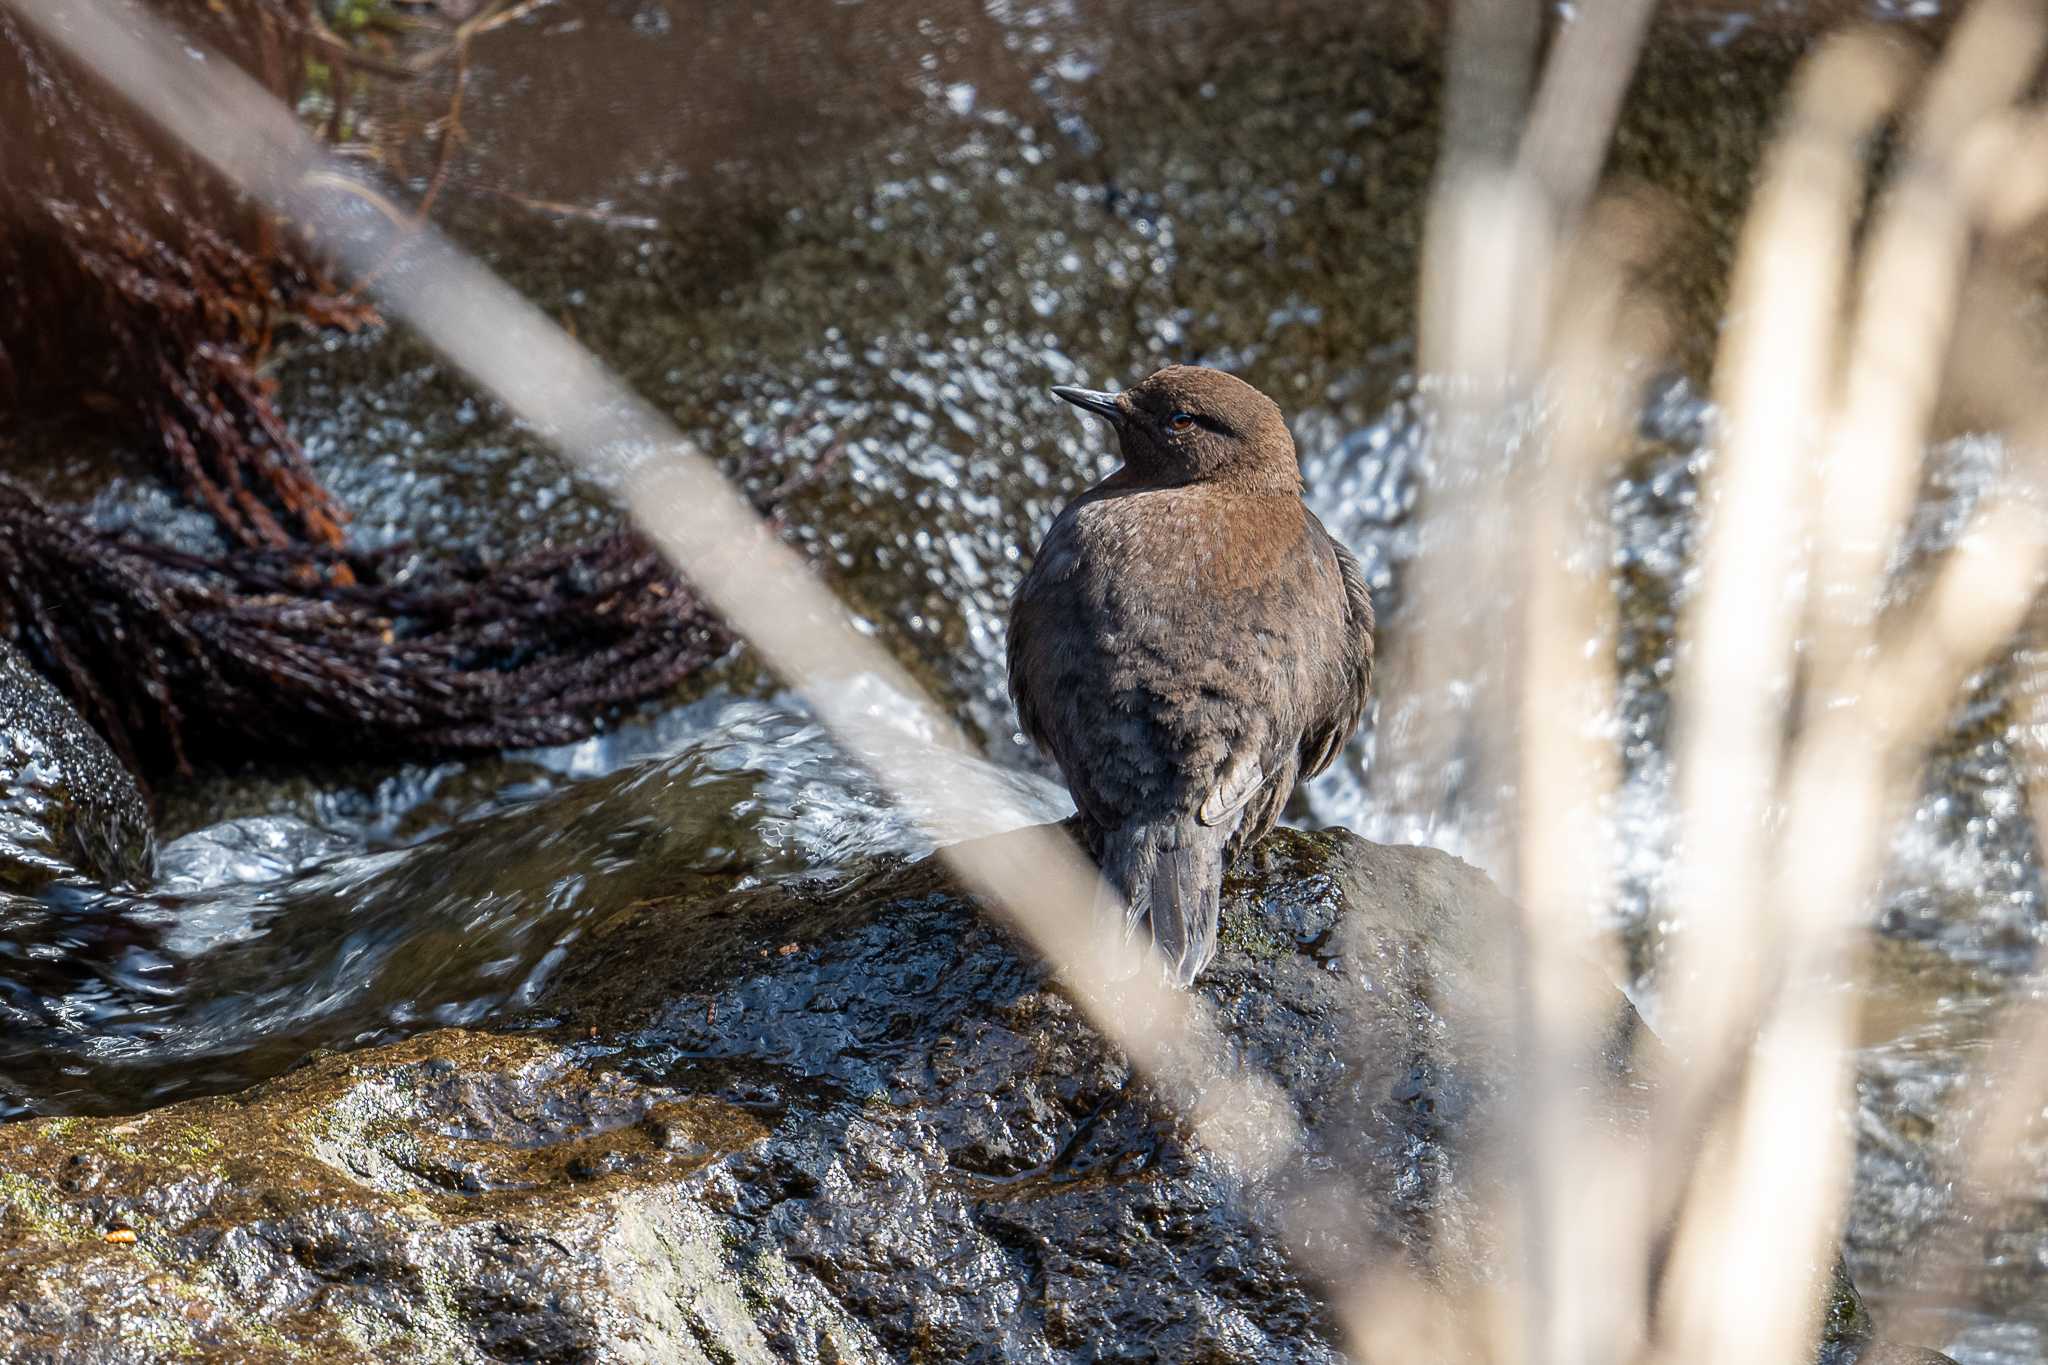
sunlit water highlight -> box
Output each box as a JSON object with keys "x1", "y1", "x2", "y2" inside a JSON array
[{"x1": 2, "y1": 0, "x2": 2041, "y2": 1355}]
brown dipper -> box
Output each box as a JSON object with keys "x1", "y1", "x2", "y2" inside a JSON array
[{"x1": 1007, "y1": 365, "x2": 1374, "y2": 986}]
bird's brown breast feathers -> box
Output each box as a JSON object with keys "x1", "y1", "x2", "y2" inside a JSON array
[{"x1": 1009, "y1": 480, "x2": 1367, "y2": 833}]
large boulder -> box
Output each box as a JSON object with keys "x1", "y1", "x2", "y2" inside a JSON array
[
  {"x1": 0, "y1": 642, "x2": 154, "y2": 891},
  {"x1": 0, "y1": 827, "x2": 1950, "y2": 1362}
]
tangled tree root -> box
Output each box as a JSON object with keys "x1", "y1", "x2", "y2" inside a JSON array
[
  {"x1": 0, "y1": 478, "x2": 732, "y2": 777},
  {"x1": 0, "y1": 0, "x2": 380, "y2": 551},
  {"x1": 1, "y1": 0, "x2": 805, "y2": 777}
]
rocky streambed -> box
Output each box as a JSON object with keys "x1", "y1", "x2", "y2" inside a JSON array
[
  {"x1": 1, "y1": 0, "x2": 2044, "y2": 1360},
  {"x1": 0, "y1": 823, "x2": 1956, "y2": 1363}
]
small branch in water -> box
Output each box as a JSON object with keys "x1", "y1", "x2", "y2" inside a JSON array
[
  {"x1": 402, "y1": 0, "x2": 562, "y2": 72},
  {"x1": 466, "y1": 186, "x2": 664, "y2": 232}
]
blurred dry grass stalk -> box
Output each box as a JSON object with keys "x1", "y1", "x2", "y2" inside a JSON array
[
  {"x1": 12, "y1": 0, "x2": 2048, "y2": 1358},
  {"x1": 1399, "y1": 0, "x2": 2048, "y2": 1359}
]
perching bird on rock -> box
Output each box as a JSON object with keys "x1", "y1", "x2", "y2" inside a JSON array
[{"x1": 1007, "y1": 365, "x2": 1374, "y2": 986}]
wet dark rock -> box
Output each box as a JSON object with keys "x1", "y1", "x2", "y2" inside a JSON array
[
  {"x1": 0, "y1": 827, "x2": 1951, "y2": 1362},
  {"x1": 0, "y1": 641, "x2": 154, "y2": 891},
  {"x1": 0, "y1": 0, "x2": 2021, "y2": 1349}
]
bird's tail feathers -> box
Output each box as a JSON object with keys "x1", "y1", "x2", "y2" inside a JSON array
[{"x1": 1103, "y1": 818, "x2": 1230, "y2": 987}]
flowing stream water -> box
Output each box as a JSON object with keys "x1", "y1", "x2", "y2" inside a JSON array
[{"x1": 3, "y1": 0, "x2": 2044, "y2": 1357}]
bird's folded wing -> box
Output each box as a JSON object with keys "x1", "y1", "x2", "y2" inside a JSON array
[
  {"x1": 1198, "y1": 748, "x2": 1265, "y2": 827},
  {"x1": 1301, "y1": 533, "x2": 1376, "y2": 780}
]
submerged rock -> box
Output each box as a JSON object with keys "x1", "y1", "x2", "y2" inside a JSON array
[
  {"x1": 0, "y1": 642, "x2": 154, "y2": 891},
  {"x1": 0, "y1": 827, "x2": 1950, "y2": 1362}
]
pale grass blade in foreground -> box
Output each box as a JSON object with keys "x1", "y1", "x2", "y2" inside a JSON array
[
  {"x1": 1661, "y1": 6, "x2": 2048, "y2": 1360},
  {"x1": 20, "y1": 0, "x2": 2048, "y2": 1359},
  {"x1": 1398, "y1": 0, "x2": 2048, "y2": 1361},
  {"x1": 1394, "y1": 1, "x2": 1660, "y2": 1360},
  {"x1": 1649, "y1": 36, "x2": 1910, "y2": 1363},
  {"x1": 1514, "y1": 194, "x2": 1671, "y2": 1365}
]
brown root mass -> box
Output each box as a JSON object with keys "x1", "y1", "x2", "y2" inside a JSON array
[
  {"x1": 0, "y1": 477, "x2": 732, "y2": 777},
  {"x1": 0, "y1": 0, "x2": 374, "y2": 551},
  {"x1": 0, "y1": 0, "x2": 770, "y2": 776}
]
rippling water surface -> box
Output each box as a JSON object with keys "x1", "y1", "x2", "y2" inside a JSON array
[{"x1": 6, "y1": 0, "x2": 2044, "y2": 1358}]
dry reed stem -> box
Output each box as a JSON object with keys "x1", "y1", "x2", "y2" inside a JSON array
[
  {"x1": 1644, "y1": 51, "x2": 1900, "y2": 1351},
  {"x1": 1813, "y1": 3, "x2": 2045, "y2": 675},
  {"x1": 1657, "y1": 29, "x2": 1902, "y2": 1116},
  {"x1": 1401, "y1": 0, "x2": 1657, "y2": 885},
  {"x1": 1400, "y1": 0, "x2": 1547, "y2": 869},
  {"x1": 1397, "y1": 168, "x2": 1545, "y2": 869},
  {"x1": 1391, "y1": 2, "x2": 1660, "y2": 1357},
  {"x1": 22, "y1": 0, "x2": 2048, "y2": 1360},
  {"x1": 1660, "y1": 6, "x2": 2048, "y2": 1361},
  {"x1": 1512, "y1": 195, "x2": 1671, "y2": 1365},
  {"x1": 1956, "y1": 106, "x2": 2048, "y2": 233},
  {"x1": 1516, "y1": 0, "x2": 1660, "y2": 226},
  {"x1": 1883, "y1": 290, "x2": 2048, "y2": 1341}
]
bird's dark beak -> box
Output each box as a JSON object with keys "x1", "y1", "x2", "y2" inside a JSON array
[{"x1": 1051, "y1": 385, "x2": 1126, "y2": 425}]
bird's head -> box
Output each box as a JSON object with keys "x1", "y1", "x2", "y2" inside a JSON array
[{"x1": 1052, "y1": 365, "x2": 1300, "y2": 492}]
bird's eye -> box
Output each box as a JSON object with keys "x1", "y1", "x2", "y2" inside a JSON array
[{"x1": 1168, "y1": 412, "x2": 1195, "y2": 432}]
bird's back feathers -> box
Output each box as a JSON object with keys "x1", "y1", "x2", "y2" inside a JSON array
[{"x1": 1009, "y1": 365, "x2": 1375, "y2": 987}]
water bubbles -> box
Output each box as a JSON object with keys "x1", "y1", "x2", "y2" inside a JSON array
[
  {"x1": 1264, "y1": 301, "x2": 1324, "y2": 335},
  {"x1": 156, "y1": 817, "x2": 355, "y2": 896},
  {"x1": 0, "y1": 696, "x2": 1071, "y2": 1116},
  {"x1": 1052, "y1": 52, "x2": 1098, "y2": 83}
]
